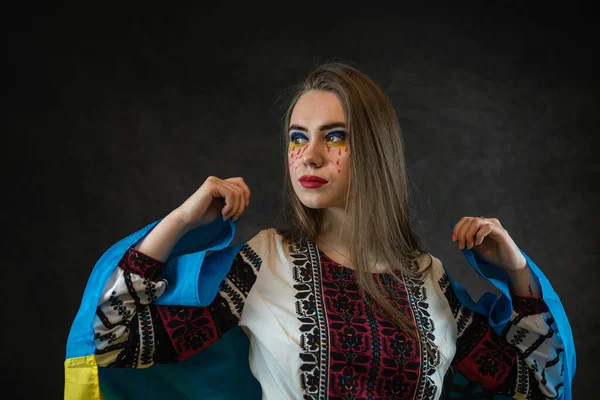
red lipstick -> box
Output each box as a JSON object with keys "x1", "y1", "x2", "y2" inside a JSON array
[{"x1": 299, "y1": 175, "x2": 328, "y2": 188}]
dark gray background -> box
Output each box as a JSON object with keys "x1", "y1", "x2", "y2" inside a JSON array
[{"x1": 4, "y1": 3, "x2": 597, "y2": 399}]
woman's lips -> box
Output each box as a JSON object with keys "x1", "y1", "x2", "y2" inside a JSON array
[
  {"x1": 300, "y1": 181, "x2": 326, "y2": 188},
  {"x1": 299, "y1": 175, "x2": 328, "y2": 188}
]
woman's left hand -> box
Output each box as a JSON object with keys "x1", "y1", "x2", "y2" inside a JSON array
[{"x1": 452, "y1": 216, "x2": 527, "y2": 273}]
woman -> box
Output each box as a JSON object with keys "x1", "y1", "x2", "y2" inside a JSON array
[{"x1": 65, "y1": 62, "x2": 575, "y2": 399}]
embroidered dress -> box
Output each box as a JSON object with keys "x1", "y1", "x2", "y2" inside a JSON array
[{"x1": 65, "y1": 219, "x2": 575, "y2": 399}]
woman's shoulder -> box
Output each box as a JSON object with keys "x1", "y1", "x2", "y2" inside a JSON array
[
  {"x1": 410, "y1": 251, "x2": 446, "y2": 284},
  {"x1": 237, "y1": 227, "x2": 309, "y2": 273},
  {"x1": 246, "y1": 227, "x2": 286, "y2": 243},
  {"x1": 243, "y1": 227, "x2": 291, "y2": 256}
]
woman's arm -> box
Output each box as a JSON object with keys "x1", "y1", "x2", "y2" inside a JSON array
[
  {"x1": 132, "y1": 209, "x2": 190, "y2": 262},
  {"x1": 506, "y1": 265, "x2": 541, "y2": 298},
  {"x1": 445, "y1": 216, "x2": 572, "y2": 398},
  {"x1": 94, "y1": 241, "x2": 262, "y2": 367},
  {"x1": 440, "y1": 266, "x2": 562, "y2": 398},
  {"x1": 133, "y1": 175, "x2": 252, "y2": 262},
  {"x1": 65, "y1": 176, "x2": 254, "y2": 400}
]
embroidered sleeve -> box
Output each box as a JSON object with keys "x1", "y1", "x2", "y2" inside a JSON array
[
  {"x1": 510, "y1": 288, "x2": 549, "y2": 315},
  {"x1": 93, "y1": 243, "x2": 262, "y2": 368},
  {"x1": 439, "y1": 272, "x2": 564, "y2": 399}
]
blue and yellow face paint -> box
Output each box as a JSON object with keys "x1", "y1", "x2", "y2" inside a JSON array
[{"x1": 288, "y1": 130, "x2": 349, "y2": 174}]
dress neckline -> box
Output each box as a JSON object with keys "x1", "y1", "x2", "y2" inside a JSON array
[
  {"x1": 315, "y1": 245, "x2": 400, "y2": 276},
  {"x1": 316, "y1": 247, "x2": 353, "y2": 269}
]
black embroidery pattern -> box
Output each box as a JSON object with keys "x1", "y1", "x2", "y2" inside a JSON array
[
  {"x1": 110, "y1": 313, "x2": 141, "y2": 368},
  {"x1": 138, "y1": 305, "x2": 155, "y2": 366},
  {"x1": 403, "y1": 273, "x2": 440, "y2": 400},
  {"x1": 107, "y1": 291, "x2": 133, "y2": 319},
  {"x1": 515, "y1": 356, "x2": 530, "y2": 397},
  {"x1": 291, "y1": 239, "x2": 444, "y2": 399},
  {"x1": 438, "y1": 269, "x2": 563, "y2": 399},
  {"x1": 510, "y1": 328, "x2": 528, "y2": 346},
  {"x1": 438, "y1": 272, "x2": 474, "y2": 338},
  {"x1": 143, "y1": 279, "x2": 159, "y2": 303},
  {"x1": 95, "y1": 242, "x2": 262, "y2": 368},
  {"x1": 119, "y1": 247, "x2": 164, "y2": 280},
  {"x1": 290, "y1": 240, "x2": 329, "y2": 400},
  {"x1": 510, "y1": 292, "x2": 550, "y2": 316},
  {"x1": 453, "y1": 315, "x2": 489, "y2": 365},
  {"x1": 155, "y1": 247, "x2": 262, "y2": 361},
  {"x1": 219, "y1": 247, "x2": 260, "y2": 318}
]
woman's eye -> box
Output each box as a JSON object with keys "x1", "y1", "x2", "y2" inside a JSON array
[
  {"x1": 326, "y1": 131, "x2": 347, "y2": 144},
  {"x1": 290, "y1": 132, "x2": 307, "y2": 145}
]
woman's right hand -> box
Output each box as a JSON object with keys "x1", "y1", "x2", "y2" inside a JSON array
[{"x1": 175, "y1": 176, "x2": 251, "y2": 230}]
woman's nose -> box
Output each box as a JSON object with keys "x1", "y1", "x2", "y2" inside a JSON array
[{"x1": 302, "y1": 140, "x2": 323, "y2": 167}]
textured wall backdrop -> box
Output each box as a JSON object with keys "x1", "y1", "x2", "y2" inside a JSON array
[{"x1": 5, "y1": 4, "x2": 597, "y2": 399}]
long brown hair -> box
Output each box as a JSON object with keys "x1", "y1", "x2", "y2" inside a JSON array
[{"x1": 278, "y1": 61, "x2": 433, "y2": 336}]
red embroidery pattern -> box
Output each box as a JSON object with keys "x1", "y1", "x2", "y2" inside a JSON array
[
  {"x1": 510, "y1": 291, "x2": 550, "y2": 315},
  {"x1": 319, "y1": 251, "x2": 422, "y2": 399},
  {"x1": 155, "y1": 305, "x2": 220, "y2": 361},
  {"x1": 453, "y1": 324, "x2": 518, "y2": 391},
  {"x1": 119, "y1": 247, "x2": 164, "y2": 280}
]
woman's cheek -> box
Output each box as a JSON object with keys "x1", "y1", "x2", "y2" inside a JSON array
[
  {"x1": 327, "y1": 144, "x2": 349, "y2": 174},
  {"x1": 288, "y1": 144, "x2": 307, "y2": 171}
]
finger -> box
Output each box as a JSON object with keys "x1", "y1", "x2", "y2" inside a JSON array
[
  {"x1": 452, "y1": 216, "x2": 469, "y2": 242},
  {"x1": 225, "y1": 181, "x2": 247, "y2": 221},
  {"x1": 218, "y1": 185, "x2": 239, "y2": 220},
  {"x1": 474, "y1": 223, "x2": 493, "y2": 246},
  {"x1": 456, "y1": 217, "x2": 475, "y2": 249},
  {"x1": 464, "y1": 218, "x2": 484, "y2": 249},
  {"x1": 222, "y1": 182, "x2": 242, "y2": 220},
  {"x1": 221, "y1": 191, "x2": 237, "y2": 220},
  {"x1": 226, "y1": 177, "x2": 251, "y2": 206},
  {"x1": 232, "y1": 189, "x2": 246, "y2": 221},
  {"x1": 235, "y1": 178, "x2": 251, "y2": 206},
  {"x1": 206, "y1": 177, "x2": 230, "y2": 216}
]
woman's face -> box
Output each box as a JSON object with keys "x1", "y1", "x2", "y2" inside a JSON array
[{"x1": 288, "y1": 90, "x2": 350, "y2": 209}]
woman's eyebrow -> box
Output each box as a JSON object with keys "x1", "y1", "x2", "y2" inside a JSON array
[{"x1": 288, "y1": 122, "x2": 347, "y2": 133}]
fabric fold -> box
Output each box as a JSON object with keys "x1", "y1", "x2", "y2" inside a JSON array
[
  {"x1": 446, "y1": 221, "x2": 576, "y2": 399},
  {"x1": 65, "y1": 217, "x2": 242, "y2": 400}
]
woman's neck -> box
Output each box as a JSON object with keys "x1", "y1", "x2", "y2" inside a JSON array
[
  {"x1": 316, "y1": 207, "x2": 389, "y2": 272},
  {"x1": 316, "y1": 207, "x2": 355, "y2": 267},
  {"x1": 317, "y1": 208, "x2": 351, "y2": 247}
]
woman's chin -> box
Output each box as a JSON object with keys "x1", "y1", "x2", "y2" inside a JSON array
[
  {"x1": 297, "y1": 197, "x2": 342, "y2": 210},
  {"x1": 297, "y1": 198, "x2": 329, "y2": 210}
]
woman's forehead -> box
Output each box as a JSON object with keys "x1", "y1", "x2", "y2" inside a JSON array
[{"x1": 290, "y1": 91, "x2": 346, "y2": 128}]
